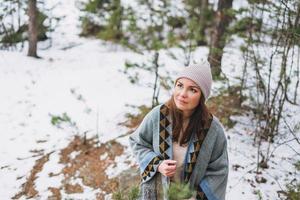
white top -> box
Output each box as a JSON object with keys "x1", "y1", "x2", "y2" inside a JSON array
[
  {"x1": 171, "y1": 142, "x2": 196, "y2": 200},
  {"x1": 171, "y1": 141, "x2": 188, "y2": 182}
]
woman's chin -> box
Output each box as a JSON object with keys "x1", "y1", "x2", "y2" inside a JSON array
[{"x1": 175, "y1": 103, "x2": 187, "y2": 111}]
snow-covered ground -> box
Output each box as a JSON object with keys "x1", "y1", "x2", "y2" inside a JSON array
[{"x1": 0, "y1": 0, "x2": 299, "y2": 199}]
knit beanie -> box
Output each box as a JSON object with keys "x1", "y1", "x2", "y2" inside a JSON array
[{"x1": 175, "y1": 61, "x2": 213, "y2": 100}]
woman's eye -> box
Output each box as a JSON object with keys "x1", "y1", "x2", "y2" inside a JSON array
[
  {"x1": 190, "y1": 88, "x2": 197, "y2": 93},
  {"x1": 176, "y1": 83, "x2": 183, "y2": 88}
]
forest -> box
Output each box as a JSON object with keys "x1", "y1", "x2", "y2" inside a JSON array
[{"x1": 0, "y1": 0, "x2": 299, "y2": 199}]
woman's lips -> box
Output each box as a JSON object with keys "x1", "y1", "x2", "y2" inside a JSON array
[{"x1": 177, "y1": 99, "x2": 187, "y2": 104}]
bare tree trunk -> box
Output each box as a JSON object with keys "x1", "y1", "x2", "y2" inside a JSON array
[
  {"x1": 208, "y1": 0, "x2": 233, "y2": 77},
  {"x1": 27, "y1": 0, "x2": 38, "y2": 57},
  {"x1": 295, "y1": 47, "x2": 300, "y2": 103},
  {"x1": 17, "y1": 0, "x2": 21, "y2": 31},
  {"x1": 152, "y1": 52, "x2": 160, "y2": 108}
]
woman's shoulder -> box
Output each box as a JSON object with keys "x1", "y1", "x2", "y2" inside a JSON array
[
  {"x1": 209, "y1": 115, "x2": 226, "y2": 140},
  {"x1": 151, "y1": 104, "x2": 163, "y2": 113},
  {"x1": 143, "y1": 104, "x2": 164, "y2": 121},
  {"x1": 210, "y1": 115, "x2": 224, "y2": 129}
]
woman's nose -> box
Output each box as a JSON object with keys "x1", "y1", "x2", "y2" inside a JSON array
[{"x1": 179, "y1": 89, "x2": 188, "y2": 97}]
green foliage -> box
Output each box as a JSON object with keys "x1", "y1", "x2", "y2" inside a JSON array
[
  {"x1": 206, "y1": 85, "x2": 244, "y2": 129},
  {"x1": 1, "y1": 6, "x2": 51, "y2": 45},
  {"x1": 123, "y1": 61, "x2": 145, "y2": 84},
  {"x1": 80, "y1": 0, "x2": 123, "y2": 41},
  {"x1": 183, "y1": 0, "x2": 214, "y2": 46},
  {"x1": 168, "y1": 182, "x2": 194, "y2": 200},
  {"x1": 112, "y1": 185, "x2": 140, "y2": 200},
  {"x1": 121, "y1": 104, "x2": 151, "y2": 129},
  {"x1": 294, "y1": 160, "x2": 300, "y2": 171},
  {"x1": 293, "y1": 122, "x2": 300, "y2": 135},
  {"x1": 119, "y1": 16, "x2": 140, "y2": 51},
  {"x1": 188, "y1": 17, "x2": 206, "y2": 45},
  {"x1": 81, "y1": 0, "x2": 184, "y2": 50},
  {"x1": 210, "y1": 47, "x2": 223, "y2": 57},
  {"x1": 97, "y1": 0, "x2": 123, "y2": 41},
  {"x1": 159, "y1": 73, "x2": 173, "y2": 91},
  {"x1": 1, "y1": 26, "x2": 25, "y2": 44},
  {"x1": 97, "y1": 27, "x2": 121, "y2": 41},
  {"x1": 253, "y1": 189, "x2": 263, "y2": 200},
  {"x1": 36, "y1": 10, "x2": 49, "y2": 41},
  {"x1": 167, "y1": 31, "x2": 182, "y2": 48},
  {"x1": 80, "y1": 0, "x2": 218, "y2": 51},
  {"x1": 83, "y1": 0, "x2": 106, "y2": 13},
  {"x1": 224, "y1": 8, "x2": 236, "y2": 19},
  {"x1": 128, "y1": 104, "x2": 151, "y2": 117},
  {"x1": 127, "y1": 186, "x2": 140, "y2": 200},
  {"x1": 285, "y1": 181, "x2": 300, "y2": 200},
  {"x1": 166, "y1": 16, "x2": 185, "y2": 29},
  {"x1": 231, "y1": 16, "x2": 262, "y2": 38},
  {"x1": 247, "y1": 0, "x2": 268, "y2": 4},
  {"x1": 50, "y1": 112, "x2": 76, "y2": 128},
  {"x1": 50, "y1": 112, "x2": 71, "y2": 125},
  {"x1": 80, "y1": 16, "x2": 103, "y2": 36},
  {"x1": 239, "y1": 45, "x2": 248, "y2": 53},
  {"x1": 112, "y1": 191, "x2": 123, "y2": 200}
]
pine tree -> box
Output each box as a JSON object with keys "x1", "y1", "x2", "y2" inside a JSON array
[{"x1": 0, "y1": 0, "x2": 54, "y2": 51}]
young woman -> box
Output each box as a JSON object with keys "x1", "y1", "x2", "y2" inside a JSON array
[{"x1": 129, "y1": 61, "x2": 228, "y2": 200}]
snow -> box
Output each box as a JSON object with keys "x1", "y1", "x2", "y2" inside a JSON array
[
  {"x1": 106, "y1": 135, "x2": 136, "y2": 179},
  {"x1": 226, "y1": 114, "x2": 300, "y2": 199},
  {"x1": 35, "y1": 152, "x2": 65, "y2": 197},
  {"x1": 105, "y1": 153, "x2": 132, "y2": 179},
  {"x1": 100, "y1": 152, "x2": 108, "y2": 161},
  {"x1": 0, "y1": 0, "x2": 299, "y2": 199}
]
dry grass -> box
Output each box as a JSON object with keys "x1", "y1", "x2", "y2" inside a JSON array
[
  {"x1": 13, "y1": 152, "x2": 53, "y2": 199},
  {"x1": 207, "y1": 86, "x2": 250, "y2": 128},
  {"x1": 13, "y1": 136, "x2": 125, "y2": 199},
  {"x1": 119, "y1": 104, "x2": 152, "y2": 129}
]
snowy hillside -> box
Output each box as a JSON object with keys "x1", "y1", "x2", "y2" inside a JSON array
[{"x1": 0, "y1": 0, "x2": 299, "y2": 199}]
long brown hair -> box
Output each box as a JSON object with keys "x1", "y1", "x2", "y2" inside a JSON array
[{"x1": 166, "y1": 93, "x2": 212, "y2": 146}]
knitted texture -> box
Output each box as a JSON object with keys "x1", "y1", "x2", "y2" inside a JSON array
[{"x1": 175, "y1": 61, "x2": 212, "y2": 100}]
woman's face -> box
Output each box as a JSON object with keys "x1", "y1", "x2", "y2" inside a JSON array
[{"x1": 173, "y1": 78, "x2": 202, "y2": 117}]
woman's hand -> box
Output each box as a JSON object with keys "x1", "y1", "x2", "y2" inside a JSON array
[{"x1": 158, "y1": 160, "x2": 177, "y2": 177}]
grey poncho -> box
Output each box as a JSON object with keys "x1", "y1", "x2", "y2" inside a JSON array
[{"x1": 129, "y1": 104, "x2": 228, "y2": 200}]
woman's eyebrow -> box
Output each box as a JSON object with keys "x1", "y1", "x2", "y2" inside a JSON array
[
  {"x1": 177, "y1": 81, "x2": 200, "y2": 89},
  {"x1": 176, "y1": 81, "x2": 183, "y2": 86},
  {"x1": 189, "y1": 85, "x2": 200, "y2": 90}
]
